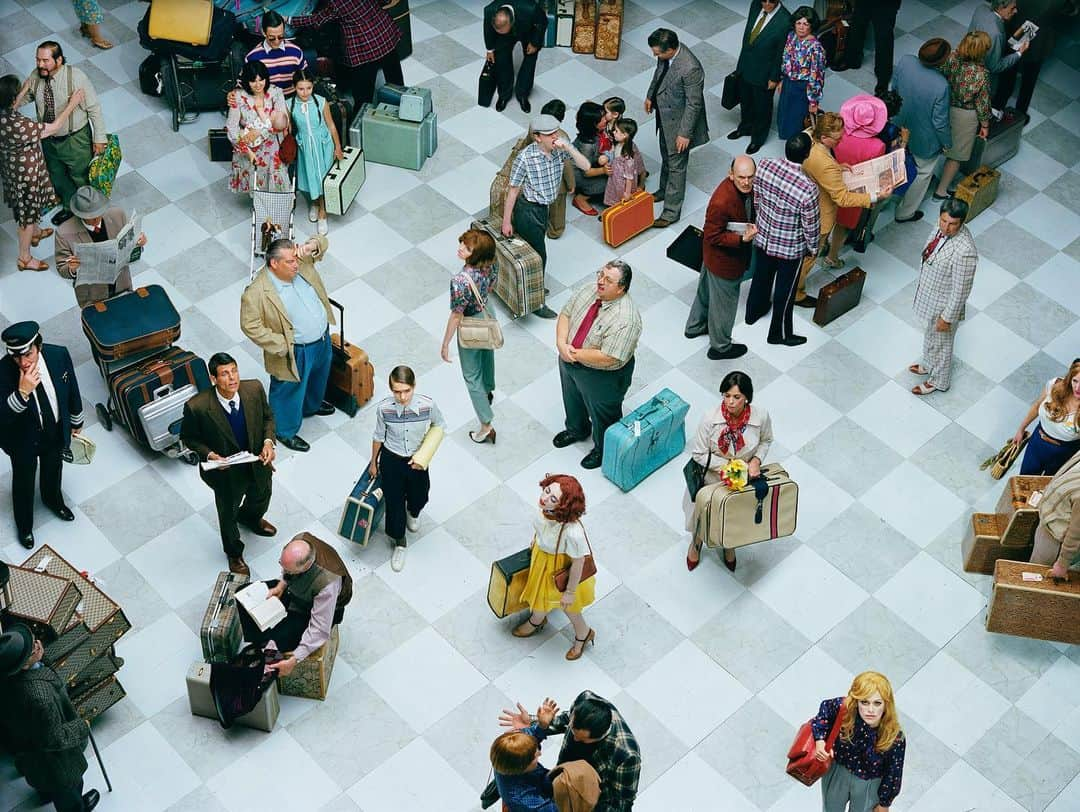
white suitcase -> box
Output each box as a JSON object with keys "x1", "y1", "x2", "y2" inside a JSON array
[
  {"x1": 323, "y1": 146, "x2": 366, "y2": 216},
  {"x1": 137, "y1": 383, "x2": 198, "y2": 451},
  {"x1": 556, "y1": 0, "x2": 574, "y2": 46},
  {"x1": 186, "y1": 661, "x2": 280, "y2": 732}
]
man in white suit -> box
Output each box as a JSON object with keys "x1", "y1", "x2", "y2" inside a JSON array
[{"x1": 910, "y1": 198, "x2": 978, "y2": 396}]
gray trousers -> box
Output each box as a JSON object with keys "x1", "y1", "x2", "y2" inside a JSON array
[
  {"x1": 896, "y1": 151, "x2": 939, "y2": 220},
  {"x1": 686, "y1": 270, "x2": 742, "y2": 352},
  {"x1": 511, "y1": 197, "x2": 549, "y2": 271},
  {"x1": 559, "y1": 357, "x2": 635, "y2": 453},
  {"x1": 657, "y1": 123, "x2": 689, "y2": 222},
  {"x1": 921, "y1": 317, "x2": 956, "y2": 391},
  {"x1": 821, "y1": 762, "x2": 882, "y2": 812},
  {"x1": 458, "y1": 343, "x2": 495, "y2": 425}
]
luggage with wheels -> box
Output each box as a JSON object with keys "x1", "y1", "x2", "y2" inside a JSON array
[
  {"x1": 572, "y1": 0, "x2": 597, "y2": 54},
  {"x1": 187, "y1": 661, "x2": 280, "y2": 731},
  {"x1": 323, "y1": 147, "x2": 366, "y2": 216},
  {"x1": 667, "y1": 225, "x2": 704, "y2": 271},
  {"x1": 812, "y1": 266, "x2": 866, "y2": 326},
  {"x1": 961, "y1": 108, "x2": 1024, "y2": 174},
  {"x1": 601, "y1": 388, "x2": 690, "y2": 491},
  {"x1": 109, "y1": 348, "x2": 212, "y2": 447},
  {"x1": 487, "y1": 548, "x2": 532, "y2": 618},
  {"x1": 953, "y1": 166, "x2": 1000, "y2": 223},
  {"x1": 338, "y1": 468, "x2": 385, "y2": 546},
  {"x1": 325, "y1": 298, "x2": 375, "y2": 417},
  {"x1": 81, "y1": 285, "x2": 181, "y2": 362},
  {"x1": 694, "y1": 464, "x2": 799, "y2": 549},
  {"x1": 594, "y1": 0, "x2": 623, "y2": 60},
  {"x1": 601, "y1": 191, "x2": 654, "y2": 247},
  {"x1": 472, "y1": 216, "x2": 545, "y2": 318},
  {"x1": 200, "y1": 570, "x2": 249, "y2": 664},
  {"x1": 986, "y1": 559, "x2": 1080, "y2": 644},
  {"x1": 374, "y1": 84, "x2": 432, "y2": 123}
]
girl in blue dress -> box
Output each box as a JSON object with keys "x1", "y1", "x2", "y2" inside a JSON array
[{"x1": 289, "y1": 69, "x2": 343, "y2": 235}]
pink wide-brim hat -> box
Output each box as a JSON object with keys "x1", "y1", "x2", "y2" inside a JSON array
[{"x1": 839, "y1": 94, "x2": 888, "y2": 138}]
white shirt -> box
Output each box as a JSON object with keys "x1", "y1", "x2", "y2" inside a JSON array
[
  {"x1": 531, "y1": 510, "x2": 589, "y2": 558},
  {"x1": 1039, "y1": 377, "x2": 1080, "y2": 442},
  {"x1": 215, "y1": 389, "x2": 241, "y2": 415},
  {"x1": 34, "y1": 354, "x2": 59, "y2": 426}
]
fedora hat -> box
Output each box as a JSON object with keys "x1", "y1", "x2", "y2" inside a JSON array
[
  {"x1": 917, "y1": 38, "x2": 951, "y2": 68},
  {"x1": 69, "y1": 185, "x2": 110, "y2": 220},
  {"x1": 0, "y1": 624, "x2": 33, "y2": 676},
  {"x1": 839, "y1": 94, "x2": 887, "y2": 138}
]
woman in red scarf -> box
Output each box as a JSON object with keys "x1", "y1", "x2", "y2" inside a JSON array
[{"x1": 684, "y1": 371, "x2": 773, "y2": 572}]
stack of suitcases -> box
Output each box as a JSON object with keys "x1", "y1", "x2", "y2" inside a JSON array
[
  {"x1": 571, "y1": 0, "x2": 623, "y2": 58},
  {"x1": 962, "y1": 474, "x2": 1048, "y2": 574},
  {"x1": 359, "y1": 84, "x2": 437, "y2": 171},
  {"x1": 1, "y1": 545, "x2": 130, "y2": 722}
]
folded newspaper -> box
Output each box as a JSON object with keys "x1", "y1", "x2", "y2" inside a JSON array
[
  {"x1": 1009, "y1": 21, "x2": 1038, "y2": 51},
  {"x1": 236, "y1": 581, "x2": 287, "y2": 632},
  {"x1": 841, "y1": 149, "x2": 908, "y2": 196},
  {"x1": 72, "y1": 211, "x2": 142, "y2": 288},
  {"x1": 199, "y1": 451, "x2": 259, "y2": 471}
]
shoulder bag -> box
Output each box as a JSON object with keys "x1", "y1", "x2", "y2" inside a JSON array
[
  {"x1": 457, "y1": 273, "x2": 504, "y2": 350},
  {"x1": 682, "y1": 449, "x2": 712, "y2": 499},
  {"x1": 786, "y1": 701, "x2": 845, "y2": 786},
  {"x1": 552, "y1": 522, "x2": 597, "y2": 592},
  {"x1": 279, "y1": 97, "x2": 298, "y2": 165}
]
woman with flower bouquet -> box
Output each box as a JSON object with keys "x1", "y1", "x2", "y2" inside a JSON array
[{"x1": 684, "y1": 371, "x2": 773, "y2": 572}]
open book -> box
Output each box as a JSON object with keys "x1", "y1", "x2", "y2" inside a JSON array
[{"x1": 235, "y1": 581, "x2": 287, "y2": 632}]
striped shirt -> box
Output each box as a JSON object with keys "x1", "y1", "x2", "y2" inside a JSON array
[
  {"x1": 752, "y1": 157, "x2": 821, "y2": 260},
  {"x1": 561, "y1": 284, "x2": 642, "y2": 368},
  {"x1": 509, "y1": 143, "x2": 571, "y2": 205},
  {"x1": 246, "y1": 41, "x2": 307, "y2": 96},
  {"x1": 372, "y1": 394, "x2": 445, "y2": 457}
]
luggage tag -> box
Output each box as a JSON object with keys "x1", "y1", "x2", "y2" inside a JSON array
[
  {"x1": 1028, "y1": 491, "x2": 1043, "y2": 508},
  {"x1": 1021, "y1": 571, "x2": 1044, "y2": 582},
  {"x1": 633, "y1": 420, "x2": 641, "y2": 437},
  {"x1": 33, "y1": 555, "x2": 53, "y2": 573}
]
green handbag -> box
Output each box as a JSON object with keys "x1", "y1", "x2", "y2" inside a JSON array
[{"x1": 88, "y1": 133, "x2": 121, "y2": 197}]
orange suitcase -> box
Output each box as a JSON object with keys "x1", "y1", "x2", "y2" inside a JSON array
[{"x1": 601, "y1": 191, "x2": 654, "y2": 247}]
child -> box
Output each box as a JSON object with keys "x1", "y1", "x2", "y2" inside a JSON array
[
  {"x1": 597, "y1": 95, "x2": 625, "y2": 156},
  {"x1": 289, "y1": 68, "x2": 344, "y2": 235},
  {"x1": 602, "y1": 118, "x2": 646, "y2": 207},
  {"x1": 491, "y1": 699, "x2": 559, "y2": 812}
]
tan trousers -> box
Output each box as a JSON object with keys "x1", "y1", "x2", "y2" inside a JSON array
[
  {"x1": 795, "y1": 231, "x2": 827, "y2": 301},
  {"x1": 547, "y1": 160, "x2": 574, "y2": 239}
]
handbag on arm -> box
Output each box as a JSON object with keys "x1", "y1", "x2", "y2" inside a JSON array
[
  {"x1": 786, "y1": 701, "x2": 846, "y2": 786},
  {"x1": 457, "y1": 273, "x2": 504, "y2": 350},
  {"x1": 551, "y1": 522, "x2": 597, "y2": 592},
  {"x1": 682, "y1": 449, "x2": 712, "y2": 499}
]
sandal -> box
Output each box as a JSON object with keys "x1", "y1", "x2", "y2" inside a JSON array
[
  {"x1": 16, "y1": 258, "x2": 48, "y2": 272},
  {"x1": 30, "y1": 227, "x2": 53, "y2": 247},
  {"x1": 512, "y1": 617, "x2": 547, "y2": 638},
  {"x1": 911, "y1": 382, "x2": 938, "y2": 396},
  {"x1": 908, "y1": 364, "x2": 929, "y2": 375}
]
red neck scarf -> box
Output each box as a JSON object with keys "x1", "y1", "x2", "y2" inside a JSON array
[{"x1": 719, "y1": 402, "x2": 751, "y2": 455}]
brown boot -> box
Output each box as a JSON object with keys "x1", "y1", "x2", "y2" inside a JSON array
[{"x1": 228, "y1": 556, "x2": 250, "y2": 576}]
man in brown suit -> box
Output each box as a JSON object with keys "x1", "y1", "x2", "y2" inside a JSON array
[
  {"x1": 180, "y1": 352, "x2": 277, "y2": 575},
  {"x1": 53, "y1": 186, "x2": 146, "y2": 307}
]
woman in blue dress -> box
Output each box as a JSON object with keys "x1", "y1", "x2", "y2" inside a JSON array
[{"x1": 289, "y1": 69, "x2": 343, "y2": 234}]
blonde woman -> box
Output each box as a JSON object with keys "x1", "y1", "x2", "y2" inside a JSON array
[
  {"x1": 1014, "y1": 358, "x2": 1080, "y2": 475},
  {"x1": 810, "y1": 671, "x2": 906, "y2": 812},
  {"x1": 934, "y1": 31, "x2": 992, "y2": 200}
]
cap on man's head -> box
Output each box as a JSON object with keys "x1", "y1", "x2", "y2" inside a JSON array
[
  {"x1": 917, "y1": 37, "x2": 951, "y2": 67},
  {"x1": 0, "y1": 624, "x2": 34, "y2": 676},
  {"x1": 69, "y1": 186, "x2": 109, "y2": 220},
  {"x1": 2, "y1": 321, "x2": 40, "y2": 356},
  {"x1": 531, "y1": 114, "x2": 561, "y2": 135}
]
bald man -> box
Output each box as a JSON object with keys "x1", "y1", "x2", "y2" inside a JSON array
[
  {"x1": 236, "y1": 532, "x2": 353, "y2": 677},
  {"x1": 684, "y1": 156, "x2": 757, "y2": 360}
]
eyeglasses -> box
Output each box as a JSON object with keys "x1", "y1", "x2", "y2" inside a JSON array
[{"x1": 596, "y1": 271, "x2": 621, "y2": 284}]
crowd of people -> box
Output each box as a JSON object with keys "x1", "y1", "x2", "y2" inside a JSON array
[{"x1": 0, "y1": 1, "x2": 1078, "y2": 811}]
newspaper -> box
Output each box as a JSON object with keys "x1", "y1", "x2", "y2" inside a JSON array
[
  {"x1": 199, "y1": 451, "x2": 260, "y2": 471},
  {"x1": 725, "y1": 221, "x2": 750, "y2": 234},
  {"x1": 72, "y1": 211, "x2": 142, "y2": 288},
  {"x1": 1009, "y1": 21, "x2": 1038, "y2": 51},
  {"x1": 841, "y1": 149, "x2": 907, "y2": 196}
]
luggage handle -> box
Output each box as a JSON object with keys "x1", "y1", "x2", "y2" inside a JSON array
[
  {"x1": 329, "y1": 297, "x2": 347, "y2": 346},
  {"x1": 152, "y1": 384, "x2": 173, "y2": 400}
]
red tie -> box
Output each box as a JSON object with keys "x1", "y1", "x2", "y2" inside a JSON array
[
  {"x1": 571, "y1": 300, "x2": 602, "y2": 349},
  {"x1": 922, "y1": 231, "x2": 943, "y2": 262}
]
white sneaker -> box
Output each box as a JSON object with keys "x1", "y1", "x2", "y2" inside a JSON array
[
  {"x1": 391, "y1": 545, "x2": 407, "y2": 572},
  {"x1": 308, "y1": 207, "x2": 319, "y2": 223},
  {"x1": 317, "y1": 217, "x2": 328, "y2": 235},
  {"x1": 406, "y1": 513, "x2": 420, "y2": 532}
]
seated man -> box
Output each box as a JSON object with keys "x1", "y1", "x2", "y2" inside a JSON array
[
  {"x1": 237, "y1": 532, "x2": 353, "y2": 677},
  {"x1": 246, "y1": 10, "x2": 308, "y2": 98}
]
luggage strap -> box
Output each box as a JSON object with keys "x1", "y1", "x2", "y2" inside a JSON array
[{"x1": 751, "y1": 476, "x2": 770, "y2": 525}]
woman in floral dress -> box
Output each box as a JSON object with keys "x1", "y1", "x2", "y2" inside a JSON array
[
  {"x1": 776, "y1": 6, "x2": 826, "y2": 140},
  {"x1": 227, "y1": 61, "x2": 290, "y2": 194}
]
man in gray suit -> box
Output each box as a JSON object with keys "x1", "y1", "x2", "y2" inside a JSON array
[
  {"x1": 911, "y1": 198, "x2": 977, "y2": 396},
  {"x1": 969, "y1": 0, "x2": 1029, "y2": 111},
  {"x1": 731, "y1": 0, "x2": 791, "y2": 153},
  {"x1": 644, "y1": 28, "x2": 709, "y2": 228},
  {"x1": 892, "y1": 38, "x2": 952, "y2": 223}
]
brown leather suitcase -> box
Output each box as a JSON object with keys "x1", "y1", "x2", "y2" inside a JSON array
[
  {"x1": 572, "y1": 0, "x2": 597, "y2": 54},
  {"x1": 962, "y1": 512, "x2": 1032, "y2": 574},
  {"x1": 812, "y1": 266, "x2": 866, "y2": 326},
  {"x1": 325, "y1": 298, "x2": 374, "y2": 417},
  {"x1": 996, "y1": 475, "x2": 1049, "y2": 547},
  {"x1": 5, "y1": 566, "x2": 81, "y2": 639},
  {"x1": 594, "y1": 0, "x2": 622, "y2": 60},
  {"x1": 953, "y1": 166, "x2": 999, "y2": 223},
  {"x1": 986, "y1": 560, "x2": 1080, "y2": 644}
]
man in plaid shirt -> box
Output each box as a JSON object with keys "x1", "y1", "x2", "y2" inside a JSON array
[
  {"x1": 745, "y1": 132, "x2": 820, "y2": 346},
  {"x1": 289, "y1": 0, "x2": 404, "y2": 105}
]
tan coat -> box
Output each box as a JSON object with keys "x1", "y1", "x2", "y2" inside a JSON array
[
  {"x1": 53, "y1": 207, "x2": 133, "y2": 307},
  {"x1": 801, "y1": 133, "x2": 873, "y2": 235},
  {"x1": 240, "y1": 235, "x2": 334, "y2": 382}
]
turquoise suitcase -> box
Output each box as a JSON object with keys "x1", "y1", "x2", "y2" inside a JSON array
[
  {"x1": 362, "y1": 103, "x2": 426, "y2": 170},
  {"x1": 601, "y1": 388, "x2": 690, "y2": 491},
  {"x1": 375, "y1": 83, "x2": 433, "y2": 123}
]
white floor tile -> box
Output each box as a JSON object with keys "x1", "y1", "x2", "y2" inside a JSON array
[
  {"x1": 114, "y1": 612, "x2": 199, "y2": 717},
  {"x1": 1015, "y1": 656, "x2": 1080, "y2": 733},
  {"x1": 910, "y1": 760, "x2": 1026, "y2": 812},
  {"x1": 208, "y1": 731, "x2": 339, "y2": 810},
  {"x1": 346, "y1": 738, "x2": 476, "y2": 812},
  {"x1": 493, "y1": 630, "x2": 622, "y2": 713},
  {"x1": 779, "y1": 454, "x2": 855, "y2": 541},
  {"x1": 758, "y1": 645, "x2": 854, "y2": 728},
  {"x1": 376, "y1": 527, "x2": 488, "y2": 622},
  {"x1": 636, "y1": 753, "x2": 759, "y2": 812},
  {"x1": 837, "y1": 307, "x2": 925, "y2": 376},
  {"x1": 755, "y1": 377, "x2": 841, "y2": 452},
  {"x1": 956, "y1": 386, "x2": 1031, "y2": 447},
  {"x1": 874, "y1": 553, "x2": 986, "y2": 648},
  {"x1": 860, "y1": 462, "x2": 968, "y2": 547},
  {"x1": 848, "y1": 380, "x2": 951, "y2": 457},
  {"x1": 953, "y1": 313, "x2": 1038, "y2": 382},
  {"x1": 127, "y1": 514, "x2": 235, "y2": 608},
  {"x1": 138, "y1": 147, "x2": 229, "y2": 202},
  {"x1": 100, "y1": 721, "x2": 200, "y2": 811},
  {"x1": 275, "y1": 432, "x2": 367, "y2": 519}
]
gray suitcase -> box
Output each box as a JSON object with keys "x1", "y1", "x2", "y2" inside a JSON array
[
  {"x1": 348, "y1": 103, "x2": 369, "y2": 150},
  {"x1": 200, "y1": 571, "x2": 249, "y2": 663},
  {"x1": 420, "y1": 109, "x2": 437, "y2": 159},
  {"x1": 137, "y1": 382, "x2": 199, "y2": 452},
  {"x1": 186, "y1": 660, "x2": 280, "y2": 732}
]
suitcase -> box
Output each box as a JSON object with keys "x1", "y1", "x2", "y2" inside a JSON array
[
  {"x1": 601, "y1": 388, "x2": 690, "y2": 491},
  {"x1": 323, "y1": 147, "x2": 366, "y2": 216},
  {"x1": 338, "y1": 468, "x2": 385, "y2": 546},
  {"x1": 953, "y1": 166, "x2": 999, "y2": 223},
  {"x1": 42, "y1": 623, "x2": 92, "y2": 685},
  {"x1": 490, "y1": 170, "x2": 510, "y2": 221},
  {"x1": 137, "y1": 383, "x2": 199, "y2": 452},
  {"x1": 812, "y1": 267, "x2": 866, "y2": 326},
  {"x1": 555, "y1": 0, "x2": 574, "y2": 46},
  {"x1": 72, "y1": 675, "x2": 126, "y2": 722},
  {"x1": 361, "y1": 103, "x2": 426, "y2": 170},
  {"x1": 109, "y1": 348, "x2": 212, "y2": 447},
  {"x1": 572, "y1": 0, "x2": 598, "y2": 54},
  {"x1": 148, "y1": 0, "x2": 213, "y2": 45},
  {"x1": 391, "y1": 0, "x2": 412, "y2": 61},
  {"x1": 208, "y1": 128, "x2": 231, "y2": 161},
  {"x1": 5, "y1": 566, "x2": 81, "y2": 639},
  {"x1": 472, "y1": 216, "x2": 545, "y2": 318},
  {"x1": 139, "y1": 54, "x2": 163, "y2": 97},
  {"x1": 81, "y1": 285, "x2": 181, "y2": 362},
  {"x1": 667, "y1": 224, "x2": 704, "y2": 271},
  {"x1": 986, "y1": 560, "x2": 1080, "y2": 644},
  {"x1": 420, "y1": 109, "x2": 438, "y2": 159},
  {"x1": 70, "y1": 651, "x2": 123, "y2": 697},
  {"x1": 348, "y1": 103, "x2": 369, "y2": 150},
  {"x1": 816, "y1": 16, "x2": 850, "y2": 67},
  {"x1": 201, "y1": 570, "x2": 249, "y2": 664},
  {"x1": 325, "y1": 298, "x2": 375, "y2": 416},
  {"x1": 996, "y1": 474, "x2": 1048, "y2": 547},
  {"x1": 694, "y1": 464, "x2": 799, "y2": 549},
  {"x1": 846, "y1": 198, "x2": 885, "y2": 253},
  {"x1": 487, "y1": 548, "x2": 532, "y2": 618},
  {"x1": 594, "y1": 0, "x2": 623, "y2": 60},
  {"x1": 187, "y1": 661, "x2": 280, "y2": 732},
  {"x1": 601, "y1": 190, "x2": 654, "y2": 247},
  {"x1": 962, "y1": 512, "x2": 1033, "y2": 574},
  {"x1": 375, "y1": 83, "x2": 432, "y2": 123},
  {"x1": 278, "y1": 625, "x2": 339, "y2": 700},
  {"x1": 545, "y1": 0, "x2": 558, "y2": 48},
  {"x1": 961, "y1": 109, "x2": 1024, "y2": 174},
  {"x1": 326, "y1": 94, "x2": 353, "y2": 149}
]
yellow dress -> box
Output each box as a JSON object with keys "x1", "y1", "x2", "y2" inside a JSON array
[{"x1": 519, "y1": 512, "x2": 595, "y2": 613}]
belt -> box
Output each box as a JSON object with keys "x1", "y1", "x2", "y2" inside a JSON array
[
  {"x1": 46, "y1": 124, "x2": 87, "y2": 143},
  {"x1": 294, "y1": 330, "x2": 328, "y2": 349},
  {"x1": 519, "y1": 196, "x2": 548, "y2": 208},
  {"x1": 1037, "y1": 425, "x2": 1080, "y2": 446}
]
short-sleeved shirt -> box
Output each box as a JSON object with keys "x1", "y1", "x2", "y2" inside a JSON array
[
  {"x1": 532, "y1": 510, "x2": 589, "y2": 558},
  {"x1": 509, "y1": 142, "x2": 571, "y2": 205},
  {"x1": 268, "y1": 272, "x2": 329, "y2": 344},
  {"x1": 560, "y1": 284, "x2": 642, "y2": 368},
  {"x1": 450, "y1": 264, "x2": 496, "y2": 316},
  {"x1": 1040, "y1": 378, "x2": 1080, "y2": 442},
  {"x1": 603, "y1": 145, "x2": 646, "y2": 207},
  {"x1": 373, "y1": 394, "x2": 445, "y2": 457}
]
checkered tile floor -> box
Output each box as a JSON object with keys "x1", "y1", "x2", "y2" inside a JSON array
[{"x1": 2, "y1": 0, "x2": 1080, "y2": 809}]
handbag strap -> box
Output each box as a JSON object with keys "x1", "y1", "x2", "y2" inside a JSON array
[
  {"x1": 553, "y1": 521, "x2": 593, "y2": 559},
  {"x1": 825, "y1": 701, "x2": 846, "y2": 751},
  {"x1": 463, "y1": 272, "x2": 492, "y2": 320}
]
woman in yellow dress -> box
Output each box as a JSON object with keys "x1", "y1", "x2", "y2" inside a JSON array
[{"x1": 514, "y1": 474, "x2": 596, "y2": 661}]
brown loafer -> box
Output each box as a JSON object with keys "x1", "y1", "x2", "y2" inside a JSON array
[
  {"x1": 243, "y1": 518, "x2": 277, "y2": 537},
  {"x1": 652, "y1": 217, "x2": 674, "y2": 228},
  {"x1": 228, "y1": 556, "x2": 250, "y2": 576}
]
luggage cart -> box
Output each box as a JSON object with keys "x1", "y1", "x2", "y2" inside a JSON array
[{"x1": 250, "y1": 174, "x2": 296, "y2": 280}]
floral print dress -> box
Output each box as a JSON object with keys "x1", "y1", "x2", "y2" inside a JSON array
[
  {"x1": 227, "y1": 85, "x2": 290, "y2": 194},
  {"x1": 0, "y1": 110, "x2": 55, "y2": 226}
]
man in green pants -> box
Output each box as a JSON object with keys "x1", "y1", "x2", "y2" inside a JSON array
[{"x1": 18, "y1": 42, "x2": 106, "y2": 226}]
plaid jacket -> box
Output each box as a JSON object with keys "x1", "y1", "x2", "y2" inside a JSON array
[
  {"x1": 752, "y1": 158, "x2": 820, "y2": 260},
  {"x1": 291, "y1": 0, "x2": 401, "y2": 67},
  {"x1": 913, "y1": 225, "x2": 977, "y2": 325},
  {"x1": 549, "y1": 691, "x2": 641, "y2": 812}
]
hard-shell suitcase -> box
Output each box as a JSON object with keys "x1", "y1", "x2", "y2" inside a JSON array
[
  {"x1": 338, "y1": 468, "x2": 385, "y2": 546},
  {"x1": 601, "y1": 191, "x2": 654, "y2": 247},
  {"x1": 137, "y1": 383, "x2": 199, "y2": 452},
  {"x1": 187, "y1": 661, "x2": 280, "y2": 731},
  {"x1": 962, "y1": 108, "x2": 1024, "y2": 174},
  {"x1": 812, "y1": 266, "x2": 866, "y2": 326},
  {"x1": 348, "y1": 103, "x2": 369, "y2": 149},
  {"x1": 594, "y1": 0, "x2": 623, "y2": 60},
  {"x1": 555, "y1": 0, "x2": 574, "y2": 46},
  {"x1": 326, "y1": 94, "x2": 353, "y2": 149},
  {"x1": 323, "y1": 147, "x2": 366, "y2": 216},
  {"x1": 572, "y1": 0, "x2": 598, "y2": 54},
  {"x1": 148, "y1": 0, "x2": 213, "y2": 45},
  {"x1": 953, "y1": 166, "x2": 999, "y2": 223},
  {"x1": 72, "y1": 675, "x2": 126, "y2": 722},
  {"x1": 325, "y1": 298, "x2": 375, "y2": 416},
  {"x1": 472, "y1": 217, "x2": 545, "y2": 318},
  {"x1": 694, "y1": 464, "x2": 799, "y2": 549},
  {"x1": 70, "y1": 651, "x2": 123, "y2": 697},
  {"x1": 986, "y1": 560, "x2": 1080, "y2": 644},
  {"x1": 601, "y1": 388, "x2": 690, "y2": 491},
  {"x1": 110, "y1": 348, "x2": 211, "y2": 447},
  {"x1": 996, "y1": 474, "x2": 1048, "y2": 547},
  {"x1": 201, "y1": 570, "x2": 249, "y2": 664},
  {"x1": 208, "y1": 127, "x2": 231, "y2": 161},
  {"x1": 278, "y1": 625, "x2": 339, "y2": 700},
  {"x1": 667, "y1": 225, "x2": 704, "y2": 271},
  {"x1": 545, "y1": 0, "x2": 558, "y2": 47},
  {"x1": 81, "y1": 285, "x2": 181, "y2": 362},
  {"x1": 42, "y1": 623, "x2": 92, "y2": 686},
  {"x1": 420, "y1": 109, "x2": 438, "y2": 159},
  {"x1": 362, "y1": 103, "x2": 426, "y2": 170},
  {"x1": 488, "y1": 548, "x2": 532, "y2": 618},
  {"x1": 5, "y1": 566, "x2": 81, "y2": 639},
  {"x1": 375, "y1": 83, "x2": 432, "y2": 123},
  {"x1": 961, "y1": 512, "x2": 1032, "y2": 574}
]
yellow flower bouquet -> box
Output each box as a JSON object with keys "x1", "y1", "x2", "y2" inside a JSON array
[{"x1": 719, "y1": 458, "x2": 749, "y2": 491}]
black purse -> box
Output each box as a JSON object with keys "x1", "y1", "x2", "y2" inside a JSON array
[
  {"x1": 478, "y1": 59, "x2": 497, "y2": 107},
  {"x1": 683, "y1": 450, "x2": 712, "y2": 499}
]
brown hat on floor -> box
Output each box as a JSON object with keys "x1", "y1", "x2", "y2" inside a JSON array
[{"x1": 917, "y1": 38, "x2": 951, "y2": 67}]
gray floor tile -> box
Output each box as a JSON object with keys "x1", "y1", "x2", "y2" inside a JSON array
[
  {"x1": 984, "y1": 284, "x2": 1078, "y2": 346},
  {"x1": 946, "y1": 616, "x2": 1063, "y2": 703},
  {"x1": 976, "y1": 220, "x2": 1058, "y2": 278},
  {"x1": 999, "y1": 733, "x2": 1080, "y2": 812},
  {"x1": 807, "y1": 504, "x2": 921, "y2": 593},
  {"x1": 797, "y1": 417, "x2": 904, "y2": 497},
  {"x1": 787, "y1": 341, "x2": 890, "y2": 413},
  {"x1": 913, "y1": 423, "x2": 999, "y2": 505},
  {"x1": 820, "y1": 598, "x2": 938, "y2": 687},
  {"x1": 373, "y1": 185, "x2": 469, "y2": 244},
  {"x1": 81, "y1": 468, "x2": 190, "y2": 555},
  {"x1": 1025, "y1": 120, "x2": 1080, "y2": 169},
  {"x1": 577, "y1": 585, "x2": 684, "y2": 685}
]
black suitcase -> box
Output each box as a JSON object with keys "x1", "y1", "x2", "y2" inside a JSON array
[
  {"x1": 846, "y1": 199, "x2": 886, "y2": 253},
  {"x1": 108, "y1": 347, "x2": 211, "y2": 446},
  {"x1": 139, "y1": 54, "x2": 163, "y2": 97},
  {"x1": 667, "y1": 225, "x2": 704, "y2": 271},
  {"x1": 208, "y1": 128, "x2": 232, "y2": 161},
  {"x1": 961, "y1": 108, "x2": 1024, "y2": 174},
  {"x1": 316, "y1": 79, "x2": 352, "y2": 148}
]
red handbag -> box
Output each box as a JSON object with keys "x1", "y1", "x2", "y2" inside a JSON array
[{"x1": 786, "y1": 701, "x2": 845, "y2": 786}]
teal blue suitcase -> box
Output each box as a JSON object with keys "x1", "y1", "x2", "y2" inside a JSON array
[
  {"x1": 362, "y1": 103, "x2": 426, "y2": 170},
  {"x1": 601, "y1": 388, "x2": 690, "y2": 491},
  {"x1": 420, "y1": 110, "x2": 437, "y2": 158}
]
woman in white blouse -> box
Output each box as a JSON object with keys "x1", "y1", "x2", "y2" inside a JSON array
[
  {"x1": 685, "y1": 371, "x2": 773, "y2": 572},
  {"x1": 1014, "y1": 359, "x2": 1080, "y2": 476},
  {"x1": 513, "y1": 474, "x2": 597, "y2": 661}
]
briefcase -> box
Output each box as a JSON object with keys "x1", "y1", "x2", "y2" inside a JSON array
[
  {"x1": 5, "y1": 566, "x2": 81, "y2": 639},
  {"x1": 201, "y1": 570, "x2": 249, "y2": 664},
  {"x1": 721, "y1": 71, "x2": 740, "y2": 110},
  {"x1": 375, "y1": 83, "x2": 432, "y2": 123},
  {"x1": 488, "y1": 548, "x2": 532, "y2": 618},
  {"x1": 109, "y1": 347, "x2": 212, "y2": 448},
  {"x1": 325, "y1": 298, "x2": 374, "y2": 416},
  {"x1": 667, "y1": 224, "x2": 704, "y2": 271},
  {"x1": 323, "y1": 147, "x2": 366, "y2": 216},
  {"x1": 555, "y1": 0, "x2": 574, "y2": 46},
  {"x1": 986, "y1": 560, "x2": 1080, "y2": 645},
  {"x1": 72, "y1": 675, "x2": 126, "y2": 722},
  {"x1": 572, "y1": 0, "x2": 597, "y2": 54},
  {"x1": 148, "y1": 0, "x2": 213, "y2": 45},
  {"x1": 137, "y1": 382, "x2": 199, "y2": 452},
  {"x1": 187, "y1": 661, "x2": 279, "y2": 732},
  {"x1": 208, "y1": 128, "x2": 231, "y2": 161},
  {"x1": 602, "y1": 388, "x2": 690, "y2": 491},
  {"x1": 594, "y1": 0, "x2": 623, "y2": 60},
  {"x1": 361, "y1": 103, "x2": 427, "y2": 170},
  {"x1": 953, "y1": 166, "x2": 999, "y2": 223},
  {"x1": 338, "y1": 468, "x2": 385, "y2": 546},
  {"x1": 962, "y1": 108, "x2": 1024, "y2": 174},
  {"x1": 962, "y1": 512, "x2": 1033, "y2": 575},
  {"x1": 472, "y1": 216, "x2": 545, "y2": 318},
  {"x1": 601, "y1": 191, "x2": 654, "y2": 247},
  {"x1": 694, "y1": 464, "x2": 799, "y2": 550},
  {"x1": 81, "y1": 285, "x2": 181, "y2": 362},
  {"x1": 812, "y1": 266, "x2": 866, "y2": 326}
]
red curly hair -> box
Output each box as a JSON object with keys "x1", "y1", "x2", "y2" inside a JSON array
[{"x1": 539, "y1": 474, "x2": 586, "y2": 523}]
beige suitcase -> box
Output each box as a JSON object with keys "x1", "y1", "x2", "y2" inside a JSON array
[
  {"x1": 986, "y1": 560, "x2": 1080, "y2": 644},
  {"x1": 694, "y1": 464, "x2": 798, "y2": 549},
  {"x1": 962, "y1": 512, "x2": 1034, "y2": 574},
  {"x1": 186, "y1": 661, "x2": 280, "y2": 732},
  {"x1": 278, "y1": 625, "x2": 339, "y2": 701}
]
